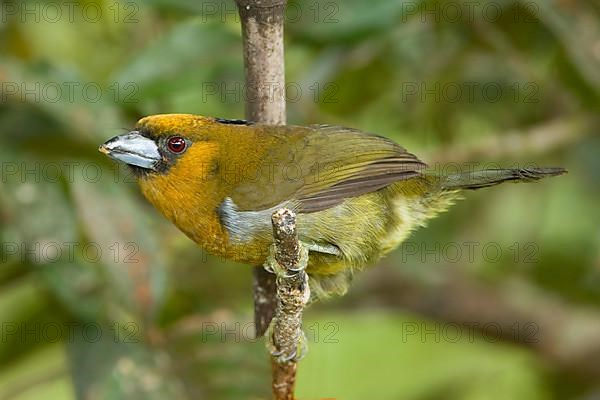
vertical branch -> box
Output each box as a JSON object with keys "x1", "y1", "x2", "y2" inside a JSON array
[
  {"x1": 235, "y1": 0, "x2": 288, "y2": 339},
  {"x1": 269, "y1": 209, "x2": 309, "y2": 400},
  {"x1": 235, "y1": 0, "x2": 287, "y2": 125},
  {"x1": 234, "y1": 1, "x2": 310, "y2": 399},
  {"x1": 253, "y1": 265, "x2": 279, "y2": 337}
]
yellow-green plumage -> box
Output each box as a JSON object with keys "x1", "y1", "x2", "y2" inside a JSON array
[
  {"x1": 291, "y1": 178, "x2": 460, "y2": 297},
  {"x1": 99, "y1": 114, "x2": 566, "y2": 299}
]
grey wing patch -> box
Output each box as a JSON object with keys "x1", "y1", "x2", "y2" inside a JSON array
[
  {"x1": 218, "y1": 197, "x2": 297, "y2": 243},
  {"x1": 218, "y1": 197, "x2": 342, "y2": 257}
]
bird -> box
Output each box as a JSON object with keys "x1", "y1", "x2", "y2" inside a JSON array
[{"x1": 99, "y1": 114, "x2": 566, "y2": 298}]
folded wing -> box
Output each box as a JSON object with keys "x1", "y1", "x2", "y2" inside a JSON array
[{"x1": 230, "y1": 125, "x2": 427, "y2": 213}]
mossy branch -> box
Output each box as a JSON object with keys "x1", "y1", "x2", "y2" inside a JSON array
[{"x1": 266, "y1": 209, "x2": 310, "y2": 399}]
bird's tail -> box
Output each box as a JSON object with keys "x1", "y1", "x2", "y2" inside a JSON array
[{"x1": 439, "y1": 167, "x2": 567, "y2": 191}]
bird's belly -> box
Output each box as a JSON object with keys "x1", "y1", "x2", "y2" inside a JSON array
[{"x1": 301, "y1": 180, "x2": 453, "y2": 275}]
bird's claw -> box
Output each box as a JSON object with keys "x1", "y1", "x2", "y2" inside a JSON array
[
  {"x1": 266, "y1": 326, "x2": 308, "y2": 363},
  {"x1": 263, "y1": 242, "x2": 309, "y2": 278}
]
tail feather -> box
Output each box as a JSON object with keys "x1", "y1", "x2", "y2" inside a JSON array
[{"x1": 440, "y1": 167, "x2": 567, "y2": 191}]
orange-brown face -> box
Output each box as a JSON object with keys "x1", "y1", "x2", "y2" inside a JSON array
[
  {"x1": 100, "y1": 114, "x2": 222, "y2": 250},
  {"x1": 99, "y1": 114, "x2": 216, "y2": 174},
  {"x1": 98, "y1": 114, "x2": 259, "y2": 252},
  {"x1": 99, "y1": 113, "x2": 257, "y2": 175},
  {"x1": 99, "y1": 113, "x2": 237, "y2": 209}
]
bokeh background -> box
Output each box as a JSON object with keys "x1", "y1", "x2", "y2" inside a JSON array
[{"x1": 1, "y1": 0, "x2": 599, "y2": 398}]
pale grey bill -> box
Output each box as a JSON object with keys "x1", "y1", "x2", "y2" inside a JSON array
[{"x1": 99, "y1": 131, "x2": 161, "y2": 170}]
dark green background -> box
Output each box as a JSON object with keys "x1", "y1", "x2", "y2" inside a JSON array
[{"x1": 1, "y1": 0, "x2": 599, "y2": 398}]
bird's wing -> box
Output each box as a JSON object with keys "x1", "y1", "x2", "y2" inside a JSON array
[{"x1": 230, "y1": 125, "x2": 427, "y2": 213}]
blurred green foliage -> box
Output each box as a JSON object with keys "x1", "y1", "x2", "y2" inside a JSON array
[{"x1": 1, "y1": 0, "x2": 599, "y2": 399}]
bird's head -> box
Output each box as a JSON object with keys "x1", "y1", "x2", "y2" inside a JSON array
[
  {"x1": 98, "y1": 114, "x2": 232, "y2": 176},
  {"x1": 98, "y1": 113, "x2": 264, "y2": 234},
  {"x1": 99, "y1": 113, "x2": 259, "y2": 238}
]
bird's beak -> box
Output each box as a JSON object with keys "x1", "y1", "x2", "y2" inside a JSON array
[{"x1": 99, "y1": 131, "x2": 161, "y2": 171}]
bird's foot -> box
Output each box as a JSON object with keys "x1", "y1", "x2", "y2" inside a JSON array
[
  {"x1": 262, "y1": 241, "x2": 310, "y2": 277},
  {"x1": 262, "y1": 238, "x2": 310, "y2": 363},
  {"x1": 266, "y1": 323, "x2": 308, "y2": 363}
]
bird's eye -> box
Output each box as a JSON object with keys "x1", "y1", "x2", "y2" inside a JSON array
[{"x1": 166, "y1": 136, "x2": 187, "y2": 154}]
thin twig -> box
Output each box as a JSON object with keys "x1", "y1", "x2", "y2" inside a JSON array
[
  {"x1": 350, "y1": 267, "x2": 600, "y2": 379},
  {"x1": 428, "y1": 115, "x2": 594, "y2": 165}
]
